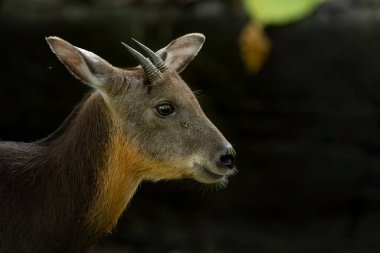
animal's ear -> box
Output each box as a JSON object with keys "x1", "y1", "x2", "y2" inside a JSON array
[
  {"x1": 156, "y1": 33, "x2": 205, "y2": 73},
  {"x1": 46, "y1": 36, "x2": 114, "y2": 91}
]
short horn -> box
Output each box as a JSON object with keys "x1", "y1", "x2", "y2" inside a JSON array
[
  {"x1": 121, "y1": 42, "x2": 163, "y2": 82},
  {"x1": 131, "y1": 38, "x2": 168, "y2": 71}
]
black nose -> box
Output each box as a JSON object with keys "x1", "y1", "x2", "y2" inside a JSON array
[{"x1": 219, "y1": 146, "x2": 236, "y2": 169}]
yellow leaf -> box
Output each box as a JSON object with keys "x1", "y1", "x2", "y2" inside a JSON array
[
  {"x1": 243, "y1": 0, "x2": 326, "y2": 25},
  {"x1": 239, "y1": 22, "x2": 272, "y2": 73}
]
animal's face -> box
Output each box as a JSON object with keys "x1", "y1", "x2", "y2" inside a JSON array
[{"x1": 47, "y1": 34, "x2": 236, "y2": 185}]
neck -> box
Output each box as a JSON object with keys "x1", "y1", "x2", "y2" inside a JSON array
[
  {"x1": 0, "y1": 91, "x2": 144, "y2": 252},
  {"x1": 45, "y1": 92, "x2": 141, "y2": 241}
]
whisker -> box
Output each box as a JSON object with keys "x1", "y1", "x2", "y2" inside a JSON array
[{"x1": 192, "y1": 89, "x2": 205, "y2": 98}]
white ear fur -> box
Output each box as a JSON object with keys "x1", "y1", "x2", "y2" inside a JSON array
[
  {"x1": 156, "y1": 33, "x2": 205, "y2": 73},
  {"x1": 46, "y1": 36, "x2": 113, "y2": 91}
]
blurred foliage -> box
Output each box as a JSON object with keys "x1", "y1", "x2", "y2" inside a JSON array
[
  {"x1": 242, "y1": 0, "x2": 326, "y2": 25},
  {"x1": 239, "y1": 0, "x2": 326, "y2": 73},
  {"x1": 238, "y1": 22, "x2": 271, "y2": 73}
]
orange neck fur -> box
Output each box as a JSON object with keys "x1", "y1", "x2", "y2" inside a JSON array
[
  {"x1": 84, "y1": 96, "x2": 187, "y2": 234},
  {"x1": 85, "y1": 128, "x2": 141, "y2": 234}
]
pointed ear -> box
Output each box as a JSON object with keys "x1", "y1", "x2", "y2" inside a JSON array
[
  {"x1": 156, "y1": 33, "x2": 205, "y2": 73},
  {"x1": 46, "y1": 36, "x2": 114, "y2": 90}
]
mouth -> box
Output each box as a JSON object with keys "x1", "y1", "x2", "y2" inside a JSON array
[
  {"x1": 193, "y1": 163, "x2": 235, "y2": 184},
  {"x1": 201, "y1": 166, "x2": 225, "y2": 180}
]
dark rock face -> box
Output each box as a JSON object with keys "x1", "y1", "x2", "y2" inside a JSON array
[{"x1": 1, "y1": 0, "x2": 380, "y2": 252}]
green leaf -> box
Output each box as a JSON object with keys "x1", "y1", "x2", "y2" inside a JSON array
[{"x1": 243, "y1": 0, "x2": 326, "y2": 26}]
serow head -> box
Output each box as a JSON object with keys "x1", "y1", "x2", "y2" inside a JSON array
[{"x1": 46, "y1": 33, "x2": 236, "y2": 185}]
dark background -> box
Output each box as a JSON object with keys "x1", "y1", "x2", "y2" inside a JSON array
[{"x1": 1, "y1": 0, "x2": 380, "y2": 252}]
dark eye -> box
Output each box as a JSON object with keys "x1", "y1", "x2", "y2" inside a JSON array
[{"x1": 155, "y1": 103, "x2": 175, "y2": 117}]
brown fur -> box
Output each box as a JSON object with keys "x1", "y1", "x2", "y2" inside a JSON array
[
  {"x1": 86, "y1": 106, "x2": 187, "y2": 233},
  {"x1": 0, "y1": 35, "x2": 235, "y2": 252}
]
